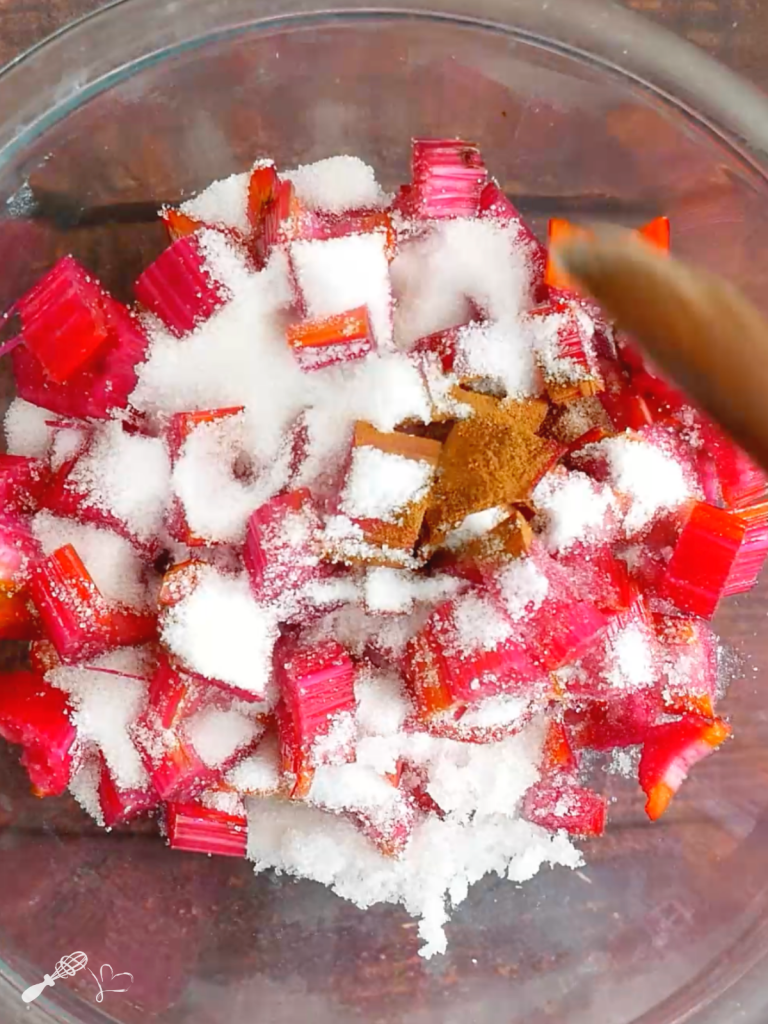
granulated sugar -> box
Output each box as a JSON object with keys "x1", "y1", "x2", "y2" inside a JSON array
[{"x1": 284, "y1": 156, "x2": 387, "y2": 213}]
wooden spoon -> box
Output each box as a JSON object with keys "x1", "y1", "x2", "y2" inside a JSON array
[{"x1": 554, "y1": 228, "x2": 768, "y2": 471}]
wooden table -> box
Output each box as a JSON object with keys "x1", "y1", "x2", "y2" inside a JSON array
[{"x1": 0, "y1": 0, "x2": 767, "y2": 90}]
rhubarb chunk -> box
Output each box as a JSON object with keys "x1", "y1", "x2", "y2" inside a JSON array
[
  {"x1": 244, "y1": 488, "x2": 324, "y2": 605},
  {"x1": 0, "y1": 455, "x2": 50, "y2": 514},
  {"x1": 639, "y1": 714, "x2": 730, "y2": 821},
  {"x1": 287, "y1": 306, "x2": 374, "y2": 371},
  {"x1": 99, "y1": 756, "x2": 159, "y2": 826},
  {"x1": 479, "y1": 181, "x2": 548, "y2": 301},
  {"x1": 523, "y1": 781, "x2": 607, "y2": 837},
  {"x1": 527, "y1": 297, "x2": 604, "y2": 404},
  {"x1": 134, "y1": 234, "x2": 228, "y2": 336},
  {"x1": 166, "y1": 801, "x2": 248, "y2": 857},
  {"x1": 14, "y1": 256, "x2": 113, "y2": 383},
  {"x1": 0, "y1": 671, "x2": 76, "y2": 796},
  {"x1": 410, "y1": 138, "x2": 488, "y2": 219},
  {"x1": 276, "y1": 638, "x2": 357, "y2": 797},
  {"x1": 654, "y1": 615, "x2": 718, "y2": 718}
]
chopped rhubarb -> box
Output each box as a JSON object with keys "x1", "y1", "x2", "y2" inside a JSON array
[
  {"x1": 158, "y1": 560, "x2": 210, "y2": 608},
  {"x1": 134, "y1": 234, "x2": 228, "y2": 336},
  {"x1": 13, "y1": 297, "x2": 150, "y2": 420},
  {"x1": 166, "y1": 406, "x2": 245, "y2": 462},
  {"x1": 138, "y1": 655, "x2": 205, "y2": 733},
  {"x1": 148, "y1": 737, "x2": 218, "y2": 802},
  {"x1": 286, "y1": 306, "x2": 374, "y2": 371},
  {"x1": 244, "y1": 488, "x2": 324, "y2": 605},
  {"x1": 411, "y1": 323, "x2": 464, "y2": 374},
  {"x1": 0, "y1": 590, "x2": 39, "y2": 640},
  {"x1": 309, "y1": 210, "x2": 396, "y2": 259},
  {"x1": 410, "y1": 138, "x2": 487, "y2": 219},
  {"x1": 523, "y1": 781, "x2": 607, "y2": 837},
  {"x1": 402, "y1": 595, "x2": 544, "y2": 720},
  {"x1": 0, "y1": 516, "x2": 40, "y2": 592},
  {"x1": 28, "y1": 638, "x2": 61, "y2": 675},
  {"x1": 0, "y1": 455, "x2": 50, "y2": 514},
  {"x1": 540, "y1": 718, "x2": 578, "y2": 776},
  {"x1": 567, "y1": 690, "x2": 661, "y2": 750},
  {"x1": 275, "y1": 639, "x2": 356, "y2": 797},
  {"x1": 14, "y1": 256, "x2": 113, "y2": 383},
  {"x1": 479, "y1": 181, "x2": 548, "y2": 301},
  {"x1": 639, "y1": 714, "x2": 731, "y2": 821},
  {"x1": 0, "y1": 671, "x2": 76, "y2": 796},
  {"x1": 724, "y1": 501, "x2": 768, "y2": 596},
  {"x1": 528, "y1": 297, "x2": 603, "y2": 403},
  {"x1": 166, "y1": 801, "x2": 248, "y2": 858},
  {"x1": 659, "y1": 502, "x2": 758, "y2": 618},
  {"x1": 28, "y1": 544, "x2": 153, "y2": 662},
  {"x1": 654, "y1": 615, "x2": 718, "y2": 718},
  {"x1": 247, "y1": 161, "x2": 280, "y2": 230},
  {"x1": 694, "y1": 418, "x2": 767, "y2": 509},
  {"x1": 638, "y1": 216, "x2": 671, "y2": 252},
  {"x1": 160, "y1": 207, "x2": 203, "y2": 242},
  {"x1": 98, "y1": 758, "x2": 159, "y2": 827}
]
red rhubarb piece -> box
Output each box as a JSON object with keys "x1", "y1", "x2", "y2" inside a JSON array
[
  {"x1": 275, "y1": 639, "x2": 357, "y2": 797},
  {"x1": 286, "y1": 306, "x2": 374, "y2": 371},
  {"x1": 158, "y1": 560, "x2": 210, "y2": 608},
  {"x1": 411, "y1": 323, "x2": 465, "y2": 374},
  {"x1": 13, "y1": 298, "x2": 150, "y2": 420},
  {"x1": 402, "y1": 594, "x2": 544, "y2": 720},
  {"x1": 527, "y1": 297, "x2": 603, "y2": 403},
  {"x1": 98, "y1": 757, "x2": 159, "y2": 827},
  {"x1": 134, "y1": 234, "x2": 228, "y2": 336},
  {"x1": 14, "y1": 256, "x2": 113, "y2": 383},
  {"x1": 0, "y1": 455, "x2": 50, "y2": 514},
  {"x1": 639, "y1": 714, "x2": 731, "y2": 821},
  {"x1": 0, "y1": 671, "x2": 76, "y2": 796},
  {"x1": 695, "y1": 418, "x2": 767, "y2": 508},
  {"x1": 309, "y1": 210, "x2": 397, "y2": 260},
  {"x1": 28, "y1": 638, "x2": 61, "y2": 675},
  {"x1": 166, "y1": 801, "x2": 248, "y2": 858},
  {"x1": 0, "y1": 590, "x2": 39, "y2": 640},
  {"x1": 479, "y1": 181, "x2": 548, "y2": 301},
  {"x1": 567, "y1": 690, "x2": 661, "y2": 750},
  {"x1": 160, "y1": 207, "x2": 203, "y2": 242},
  {"x1": 540, "y1": 718, "x2": 578, "y2": 776},
  {"x1": 148, "y1": 737, "x2": 218, "y2": 802},
  {"x1": 410, "y1": 138, "x2": 488, "y2": 219},
  {"x1": 654, "y1": 615, "x2": 718, "y2": 718},
  {"x1": 244, "y1": 488, "x2": 324, "y2": 605},
  {"x1": 523, "y1": 781, "x2": 607, "y2": 837},
  {"x1": 166, "y1": 406, "x2": 245, "y2": 462},
  {"x1": 724, "y1": 501, "x2": 768, "y2": 596},
  {"x1": 138, "y1": 655, "x2": 205, "y2": 733},
  {"x1": 0, "y1": 515, "x2": 40, "y2": 592},
  {"x1": 659, "y1": 502, "x2": 756, "y2": 618},
  {"x1": 638, "y1": 216, "x2": 671, "y2": 252}
]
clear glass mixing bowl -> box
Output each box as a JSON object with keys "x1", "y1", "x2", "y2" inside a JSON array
[{"x1": 2, "y1": 1, "x2": 768, "y2": 1021}]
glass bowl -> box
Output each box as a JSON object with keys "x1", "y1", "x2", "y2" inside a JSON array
[{"x1": 2, "y1": 2, "x2": 768, "y2": 1022}]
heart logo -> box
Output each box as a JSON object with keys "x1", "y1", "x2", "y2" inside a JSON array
[{"x1": 87, "y1": 964, "x2": 134, "y2": 1002}]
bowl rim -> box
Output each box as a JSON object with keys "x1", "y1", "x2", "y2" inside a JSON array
[{"x1": 2, "y1": 3, "x2": 768, "y2": 1024}]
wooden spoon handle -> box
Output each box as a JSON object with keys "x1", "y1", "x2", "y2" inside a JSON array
[{"x1": 555, "y1": 228, "x2": 768, "y2": 471}]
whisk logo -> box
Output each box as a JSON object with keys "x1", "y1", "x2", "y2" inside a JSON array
[{"x1": 20, "y1": 951, "x2": 134, "y2": 1005}]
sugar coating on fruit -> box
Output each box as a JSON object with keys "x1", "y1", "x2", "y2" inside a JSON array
[
  {"x1": 226, "y1": 735, "x2": 281, "y2": 795},
  {"x1": 69, "y1": 422, "x2": 172, "y2": 543},
  {"x1": 185, "y1": 706, "x2": 262, "y2": 768},
  {"x1": 50, "y1": 662, "x2": 149, "y2": 791},
  {"x1": 340, "y1": 447, "x2": 434, "y2": 522},
  {"x1": 4, "y1": 398, "x2": 54, "y2": 458},
  {"x1": 284, "y1": 156, "x2": 387, "y2": 213},
  {"x1": 391, "y1": 218, "x2": 534, "y2": 348},
  {"x1": 69, "y1": 754, "x2": 105, "y2": 826},
  {"x1": 586, "y1": 435, "x2": 693, "y2": 534},
  {"x1": 451, "y1": 592, "x2": 514, "y2": 652},
  {"x1": 180, "y1": 172, "x2": 251, "y2": 235},
  {"x1": 495, "y1": 558, "x2": 550, "y2": 621},
  {"x1": 291, "y1": 234, "x2": 393, "y2": 348},
  {"x1": 161, "y1": 571, "x2": 279, "y2": 697},
  {"x1": 363, "y1": 567, "x2": 462, "y2": 614},
  {"x1": 453, "y1": 321, "x2": 537, "y2": 397},
  {"x1": 533, "y1": 470, "x2": 617, "y2": 553},
  {"x1": 32, "y1": 511, "x2": 151, "y2": 608},
  {"x1": 605, "y1": 622, "x2": 657, "y2": 690}
]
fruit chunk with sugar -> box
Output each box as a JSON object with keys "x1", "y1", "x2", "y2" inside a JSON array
[
  {"x1": 166, "y1": 801, "x2": 248, "y2": 857},
  {"x1": 654, "y1": 615, "x2": 719, "y2": 718},
  {"x1": 29, "y1": 545, "x2": 155, "y2": 663},
  {"x1": 98, "y1": 756, "x2": 159, "y2": 827},
  {"x1": 0, "y1": 671, "x2": 76, "y2": 796},
  {"x1": 287, "y1": 306, "x2": 374, "y2": 371},
  {"x1": 479, "y1": 181, "x2": 548, "y2": 302},
  {"x1": 275, "y1": 638, "x2": 357, "y2": 797},
  {"x1": 244, "y1": 488, "x2": 324, "y2": 605},
  {"x1": 13, "y1": 297, "x2": 150, "y2": 420},
  {"x1": 13, "y1": 256, "x2": 114, "y2": 383},
  {"x1": 410, "y1": 138, "x2": 488, "y2": 219},
  {"x1": 327, "y1": 422, "x2": 441, "y2": 567},
  {"x1": 527, "y1": 297, "x2": 604, "y2": 404},
  {"x1": 0, "y1": 456, "x2": 51, "y2": 515},
  {"x1": 402, "y1": 592, "x2": 544, "y2": 720},
  {"x1": 639, "y1": 714, "x2": 731, "y2": 821},
  {"x1": 659, "y1": 501, "x2": 768, "y2": 618},
  {"x1": 134, "y1": 234, "x2": 229, "y2": 336},
  {"x1": 523, "y1": 781, "x2": 607, "y2": 837}
]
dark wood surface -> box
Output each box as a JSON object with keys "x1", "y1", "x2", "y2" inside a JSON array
[{"x1": 0, "y1": 0, "x2": 767, "y2": 91}]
